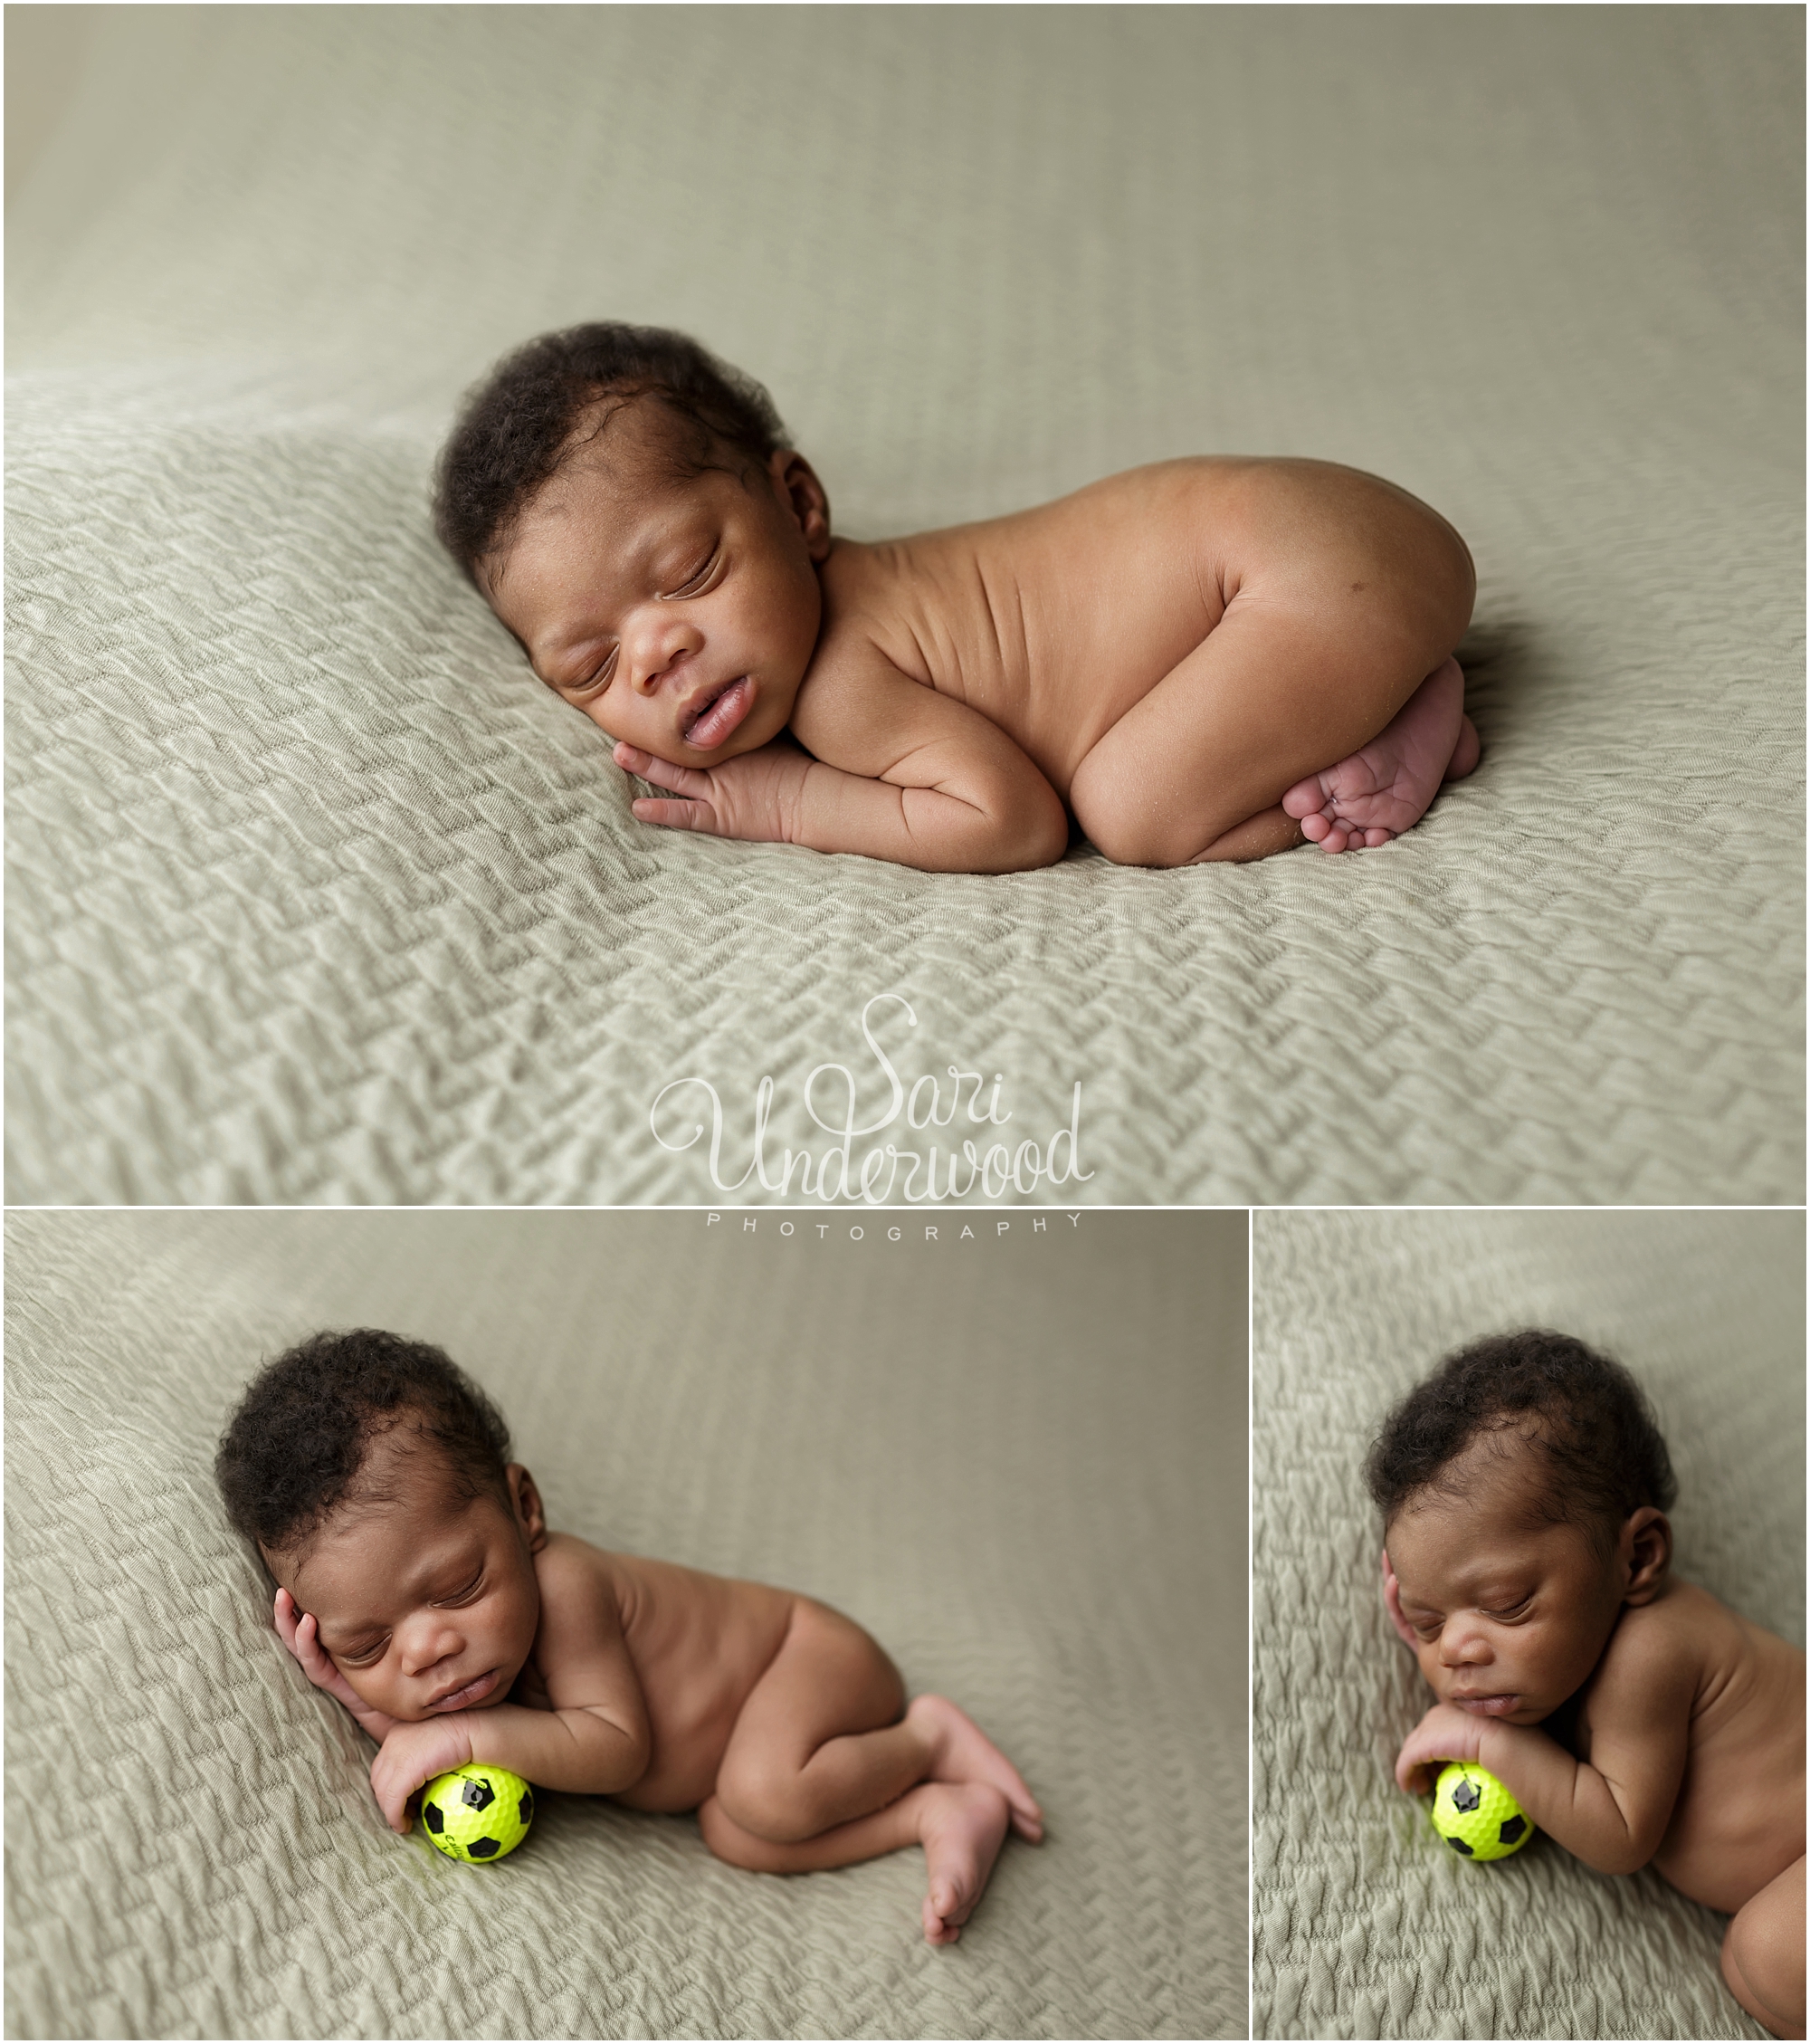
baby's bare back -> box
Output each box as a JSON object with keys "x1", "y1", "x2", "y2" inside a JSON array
[
  {"x1": 1607, "y1": 1581, "x2": 1805, "y2": 1910},
  {"x1": 815, "y1": 457, "x2": 1468, "y2": 798}
]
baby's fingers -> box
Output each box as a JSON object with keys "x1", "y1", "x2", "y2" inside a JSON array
[
  {"x1": 286, "y1": 1609, "x2": 339, "y2": 1688},
  {"x1": 632, "y1": 798, "x2": 720, "y2": 835},
  {"x1": 614, "y1": 743, "x2": 710, "y2": 798},
  {"x1": 1396, "y1": 1748, "x2": 1435, "y2": 1796},
  {"x1": 369, "y1": 1760, "x2": 414, "y2": 1834},
  {"x1": 1380, "y1": 1552, "x2": 1417, "y2": 1649},
  {"x1": 274, "y1": 1590, "x2": 320, "y2": 1668}
]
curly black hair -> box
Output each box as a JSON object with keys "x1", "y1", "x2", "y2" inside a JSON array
[
  {"x1": 1365, "y1": 1330, "x2": 1677, "y2": 1541},
  {"x1": 215, "y1": 1329, "x2": 513, "y2": 1556},
  {"x1": 433, "y1": 321, "x2": 789, "y2": 586}
]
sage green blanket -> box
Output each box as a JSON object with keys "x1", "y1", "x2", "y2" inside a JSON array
[
  {"x1": 1253, "y1": 1208, "x2": 1805, "y2": 2039},
  {"x1": 6, "y1": 7, "x2": 1803, "y2": 1204},
  {"x1": 5, "y1": 1208, "x2": 1247, "y2": 2038}
]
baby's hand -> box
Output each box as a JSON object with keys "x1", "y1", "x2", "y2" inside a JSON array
[
  {"x1": 369, "y1": 1716, "x2": 476, "y2": 1833},
  {"x1": 273, "y1": 1589, "x2": 399, "y2": 1744},
  {"x1": 1394, "y1": 1701, "x2": 1486, "y2": 1795},
  {"x1": 614, "y1": 738, "x2": 813, "y2": 844},
  {"x1": 1380, "y1": 1549, "x2": 1419, "y2": 1649}
]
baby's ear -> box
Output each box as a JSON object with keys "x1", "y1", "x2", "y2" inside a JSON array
[
  {"x1": 769, "y1": 450, "x2": 832, "y2": 560},
  {"x1": 507, "y1": 1464, "x2": 549, "y2": 1551},
  {"x1": 1621, "y1": 1505, "x2": 1672, "y2": 1604}
]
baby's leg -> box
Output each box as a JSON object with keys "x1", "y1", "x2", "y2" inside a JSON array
[
  {"x1": 1721, "y1": 1855, "x2": 1805, "y2": 2039},
  {"x1": 700, "y1": 1781, "x2": 1011, "y2": 1945},
  {"x1": 1068, "y1": 596, "x2": 1474, "y2": 867},
  {"x1": 702, "y1": 1599, "x2": 1042, "y2": 1942}
]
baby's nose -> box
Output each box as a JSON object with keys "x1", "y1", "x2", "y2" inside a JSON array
[
  {"x1": 625, "y1": 614, "x2": 703, "y2": 693},
  {"x1": 399, "y1": 1619, "x2": 462, "y2": 1674}
]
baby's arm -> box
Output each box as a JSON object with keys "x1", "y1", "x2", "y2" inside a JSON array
[
  {"x1": 1395, "y1": 1626, "x2": 1696, "y2": 1874},
  {"x1": 369, "y1": 1549, "x2": 651, "y2": 1830},
  {"x1": 618, "y1": 651, "x2": 1070, "y2": 874},
  {"x1": 277, "y1": 1556, "x2": 653, "y2": 1832}
]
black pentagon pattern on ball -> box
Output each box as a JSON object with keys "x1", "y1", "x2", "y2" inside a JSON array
[
  {"x1": 1444, "y1": 1833, "x2": 1474, "y2": 1855},
  {"x1": 462, "y1": 1779, "x2": 496, "y2": 1811},
  {"x1": 467, "y1": 1836, "x2": 500, "y2": 1858},
  {"x1": 519, "y1": 1789, "x2": 535, "y2": 1825},
  {"x1": 424, "y1": 1802, "x2": 444, "y2": 1834},
  {"x1": 1451, "y1": 1779, "x2": 1481, "y2": 1812},
  {"x1": 1499, "y1": 1815, "x2": 1526, "y2": 1843}
]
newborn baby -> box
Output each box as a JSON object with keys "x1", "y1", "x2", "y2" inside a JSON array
[
  {"x1": 1373, "y1": 1332, "x2": 1805, "y2": 2039},
  {"x1": 433, "y1": 322, "x2": 1480, "y2": 871},
  {"x1": 215, "y1": 1330, "x2": 1042, "y2": 1945}
]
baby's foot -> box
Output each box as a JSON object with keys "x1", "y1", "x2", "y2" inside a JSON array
[
  {"x1": 919, "y1": 1781, "x2": 1011, "y2": 1946},
  {"x1": 907, "y1": 1693, "x2": 1043, "y2": 1840},
  {"x1": 1281, "y1": 655, "x2": 1481, "y2": 854}
]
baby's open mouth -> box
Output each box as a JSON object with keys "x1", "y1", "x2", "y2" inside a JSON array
[{"x1": 682, "y1": 675, "x2": 753, "y2": 750}]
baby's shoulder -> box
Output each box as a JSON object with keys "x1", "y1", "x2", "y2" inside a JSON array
[
  {"x1": 533, "y1": 1531, "x2": 626, "y2": 1610},
  {"x1": 1593, "y1": 1580, "x2": 1720, "y2": 1701}
]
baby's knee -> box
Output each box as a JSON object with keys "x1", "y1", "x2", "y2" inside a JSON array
[
  {"x1": 712, "y1": 1752, "x2": 822, "y2": 1846},
  {"x1": 697, "y1": 1795, "x2": 792, "y2": 1871},
  {"x1": 1068, "y1": 766, "x2": 1193, "y2": 869},
  {"x1": 1722, "y1": 1888, "x2": 1806, "y2": 2039}
]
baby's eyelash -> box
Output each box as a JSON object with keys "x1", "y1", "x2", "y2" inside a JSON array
[
  {"x1": 664, "y1": 549, "x2": 719, "y2": 598},
  {"x1": 335, "y1": 1637, "x2": 388, "y2": 1666},
  {"x1": 569, "y1": 649, "x2": 618, "y2": 696}
]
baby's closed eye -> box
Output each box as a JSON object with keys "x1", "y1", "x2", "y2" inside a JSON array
[
  {"x1": 561, "y1": 653, "x2": 617, "y2": 698},
  {"x1": 1482, "y1": 1594, "x2": 1534, "y2": 1619},
  {"x1": 662, "y1": 548, "x2": 720, "y2": 598},
  {"x1": 330, "y1": 1634, "x2": 390, "y2": 1667}
]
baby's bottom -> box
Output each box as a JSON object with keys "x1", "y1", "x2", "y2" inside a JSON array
[
  {"x1": 1721, "y1": 1854, "x2": 1805, "y2": 2039},
  {"x1": 696, "y1": 1598, "x2": 1043, "y2": 1945},
  {"x1": 1067, "y1": 592, "x2": 1479, "y2": 866}
]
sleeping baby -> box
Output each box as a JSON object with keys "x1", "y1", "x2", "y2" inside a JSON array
[
  {"x1": 433, "y1": 322, "x2": 1480, "y2": 871},
  {"x1": 215, "y1": 1330, "x2": 1042, "y2": 1945},
  {"x1": 1373, "y1": 1332, "x2": 1805, "y2": 2039}
]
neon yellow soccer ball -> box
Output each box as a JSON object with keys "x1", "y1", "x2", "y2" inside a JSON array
[
  {"x1": 1431, "y1": 1760, "x2": 1532, "y2": 1862},
  {"x1": 419, "y1": 1763, "x2": 535, "y2": 1865}
]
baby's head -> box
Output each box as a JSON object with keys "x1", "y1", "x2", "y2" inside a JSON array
[
  {"x1": 1367, "y1": 1331, "x2": 1677, "y2": 1726},
  {"x1": 216, "y1": 1330, "x2": 544, "y2": 1724},
  {"x1": 433, "y1": 321, "x2": 831, "y2": 765}
]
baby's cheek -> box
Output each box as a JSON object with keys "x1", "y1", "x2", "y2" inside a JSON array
[{"x1": 344, "y1": 1667, "x2": 395, "y2": 1713}]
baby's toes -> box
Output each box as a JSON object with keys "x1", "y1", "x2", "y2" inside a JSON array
[
  {"x1": 1362, "y1": 826, "x2": 1394, "y2": 848},
  {"x1": 1299, "y1": 812, "x2": 1333, "y2": 844},
  {"x1": 1281, "y1": 774, "x2": 1331, "y2": 821}
]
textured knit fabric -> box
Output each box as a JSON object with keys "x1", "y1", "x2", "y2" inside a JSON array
[
  {"x1": 1253, "y1": 1208, "x2": 1804, "y2": 2039},
  {"x1": 7, "y1": 7, "x2": 1803, "y2": 1204},
  {"x1": 5, "y1": 1208, "x2": 1247, "y2": 2038}
]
